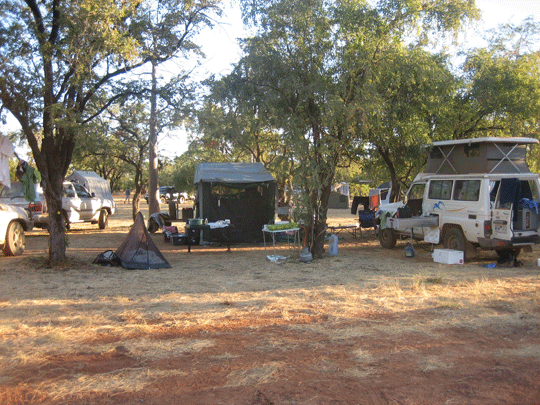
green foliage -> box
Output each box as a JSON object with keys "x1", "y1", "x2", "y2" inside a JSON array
[
  {"x1": 226, "y1": 0, "x2": 480, "y2": 256},
  {"x1": 456, "y1": 19, "x2": 540, "y2": 140}
]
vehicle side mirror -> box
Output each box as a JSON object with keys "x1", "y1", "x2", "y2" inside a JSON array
[{"x1": 91, "y1": 192, "x2": 95, "y2": 197}]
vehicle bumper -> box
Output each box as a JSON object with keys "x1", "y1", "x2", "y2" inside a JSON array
[{"x1": 477, "y1": 235, "x2": 540, "y2": 249}]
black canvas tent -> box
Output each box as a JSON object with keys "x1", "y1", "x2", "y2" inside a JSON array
[
  {"x1": 115, "y1": 212, "x2": 171, "y2": 269},
  {"x1": 194, "y1": 162, "x2": 276, "y2": 243}
]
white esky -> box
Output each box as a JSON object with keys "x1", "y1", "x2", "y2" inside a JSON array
[{"x1": 2, "y1": 0, "x2": 539, "y2": 158}]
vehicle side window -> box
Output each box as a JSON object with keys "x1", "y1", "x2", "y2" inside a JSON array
[
  {"x1": 63, "y1": 185, "x2": 76, "y2": 198},
  {"x1": 453, "y1": 180, "x2": 480, "y2": 201},
  {"x1": 73, "y1": 183, "x2": 91, "y2": 198},
  {"x1": 428, "y1": 180, "x2": 453, "y2": 200}
]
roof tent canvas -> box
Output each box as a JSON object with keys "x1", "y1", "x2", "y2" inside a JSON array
[
  {"x1": 66, "y1": 170, "x2": 114, "y2": 201},
  {"x1": 115, "y1": 212, "x2": 171, "y2": 269},
  {"x1": 194, "y1": 162, "x2": 276, "y2": 243},
  {"x1": 425, "y1": 137, "x2": 538, "y2": 175}
]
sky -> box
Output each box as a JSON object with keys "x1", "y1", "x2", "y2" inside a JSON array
[{"x1": 2, "y1": 1, "x2": 540, "y2": 159}]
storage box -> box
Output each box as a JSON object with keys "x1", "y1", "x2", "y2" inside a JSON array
[
  {"x1": 516, "y1": 208, "x2": 538, "y2": 231},
  {"x1": 432, "y1": 249, "x2": 464, "y2": 265},
  {"x1": 171, "y1": 234, "x2": 187, "y2": 246}
]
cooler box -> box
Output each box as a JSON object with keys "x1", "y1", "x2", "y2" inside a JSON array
[{"x1": 432, "y1": 249, "x2": 464, "y2": 265}]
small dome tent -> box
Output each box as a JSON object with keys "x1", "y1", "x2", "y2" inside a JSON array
[
  {"x1": 194, "y1": 162, "x2": 276, "y2": 243},
  {"x1": 115, "y1": 212, "x2": 171, "y2": 269}
]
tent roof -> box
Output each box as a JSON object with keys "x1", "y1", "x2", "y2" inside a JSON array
[
  {"x1": 432, "y1": 137, "x2": 538, "y2": 147},
  {"x1": 194, "y1": 162, "x2": 275, "y2": 184},
  {"x1": 69, "y1": 170, "x2": 105, "y2": 180}
]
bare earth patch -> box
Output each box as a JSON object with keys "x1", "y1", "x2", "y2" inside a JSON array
[{"x1": 1, "y1": 197, "x2": 539, "y2": 404}]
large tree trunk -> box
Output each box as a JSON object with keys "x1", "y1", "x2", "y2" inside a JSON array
[
  {"x1": 25, "y1": 117, "x2": 73, "y2": 265},
  {"x1": 132, "y1": 166, "x2": 146, "y2": 221},
  {"x1": 44, "y1": 176, "x2": 67, "y2": 263},
  {"x1": 148, "y1": 55, "x2": 160, "y2": 217},
  {"x1": 311, "y1": 181, "x2": 332, "y2": 258},
  {"x1": 377, "y1": 146, "x2": 401, "y2": 203}
]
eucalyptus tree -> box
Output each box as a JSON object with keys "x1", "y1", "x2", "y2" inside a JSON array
[
  {"x1": 357, "y1": 46, "x2": 457, "y2": 201},
  {"x1": 70, "y1": 119, "x2": 132, "y2": 192},
  {"x1": 195, "y1": 71, "x2": 296, "y2": 202},
  {"x1": 105, "y1": 103, "x2": 153, "y2": 220},
  {"x1": 237, "y1": 0, "x2": 479, "y2": 256},
  {"x1": 0, "y1": 0, "x2": 144, "y2": 263},
  {"x1": 132, "y1": 0, "x2": 222, "y2": 217},
  {"x1": 453, "y1": 18, "x2": 540, "y2": 140}
]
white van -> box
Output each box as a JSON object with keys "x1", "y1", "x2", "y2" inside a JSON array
[{"x1": 377, "y1": 137, "x2": 540, "y2": 259}]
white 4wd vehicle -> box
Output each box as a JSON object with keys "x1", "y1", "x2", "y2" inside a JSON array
[
  {"x1": 0, "y1": 203, "x2": 33, "y2": 256},
  {"x1": 377, "y1": 137, "x2": 540, "y2": 259},
  {"x1": 61, "y1": 181, "x2": 115, "y2": 229}
]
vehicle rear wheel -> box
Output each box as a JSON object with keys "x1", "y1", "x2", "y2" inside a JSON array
[
  {"x1": 3, "y1": 221, "x2": 25, "y2": 256},
  {"x1": 443, "y1": 227, "x2": 466, "y2": 256},
  {"x1": 98, "y1": 209, "x2": 109, "y2": 229},
  {"x1": 379, "y1": 228, "x2": 397, "y2": 249}
]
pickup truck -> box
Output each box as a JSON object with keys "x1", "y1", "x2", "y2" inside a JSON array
[
  {"x1": 59, "y1": 181, "x2": 116, "y2": 229},
  {"x1": 35, "y1": 181, "x2": 116, "y2": 230}
]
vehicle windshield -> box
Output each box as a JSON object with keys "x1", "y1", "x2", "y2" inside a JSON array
[
  {"x1": 73, "y1": 183, "x2": 92, "y2": 198},
  {"x1": 406, "y1": 183, "x2": 425, "y2": 202}
]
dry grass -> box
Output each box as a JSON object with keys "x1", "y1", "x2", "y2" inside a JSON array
[{"x1": 1, "y1": 199, "x2": 540, "y2": 402}]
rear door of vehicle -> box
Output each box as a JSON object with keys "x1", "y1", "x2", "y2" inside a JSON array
[{"x1": 492, "y1": 178, "x2": 515, "y2": 241}]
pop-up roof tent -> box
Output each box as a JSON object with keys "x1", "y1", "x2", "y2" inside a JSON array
[
  {"x1": 425, "y1": 137, "x2": 538, "y2": 175},
  {"x1": 194, "y1": 162, "x2": 276, "y2": 243}
]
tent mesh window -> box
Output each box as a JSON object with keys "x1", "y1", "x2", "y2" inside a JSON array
[
  {"x1": 115, "y1": 212, "x2": 171, "y2": 269},
  {"x1": 205, "y1": 182, "x2": 274, "y2": 243}
]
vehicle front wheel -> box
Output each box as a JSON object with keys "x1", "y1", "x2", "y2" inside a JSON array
[
  {"x1": 443, "y1": 227, "x2": 466, "y2": 255},
  {"x1": 379, "y1": 228, "x2": 397, "y2": 249},
  {"x1": 98, "y1": 209, "x2": 109, "y2": 229},
  {"x1": 3, "y1": 221, "x2": 25, "y2": 256}
]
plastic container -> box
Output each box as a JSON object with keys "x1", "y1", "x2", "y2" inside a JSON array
[
  {"x1": 299, "y1": 247, "x2": 313, "y2": 263},
  {"x1": 328, "y1": 234, "x2": 338, "y2": 256},
  {"x1": 405, "y1": 242, "x2": 414, "y2": 258}
]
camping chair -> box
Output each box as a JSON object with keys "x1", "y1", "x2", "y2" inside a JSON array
[{"x1": 357, "y1": 209, "x2": 375, "y2": 237}]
